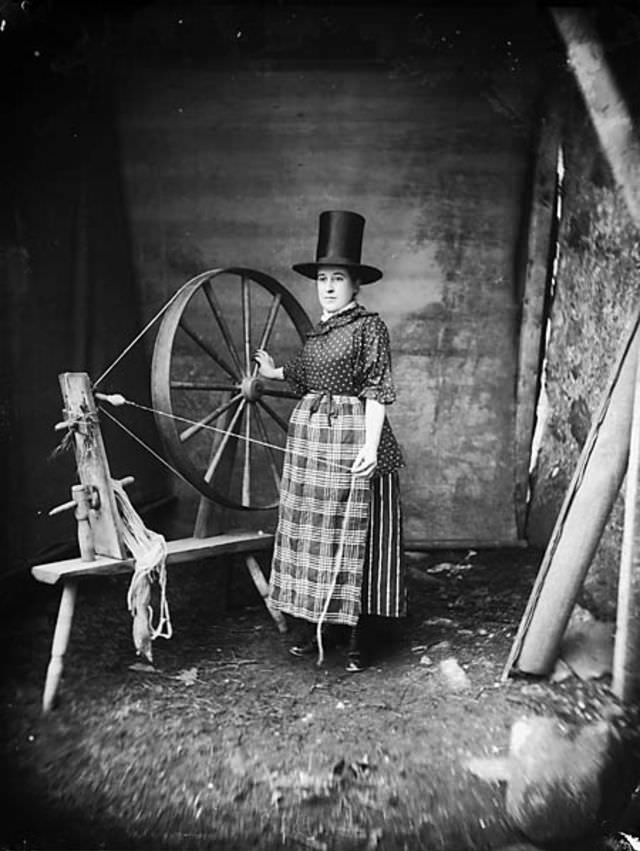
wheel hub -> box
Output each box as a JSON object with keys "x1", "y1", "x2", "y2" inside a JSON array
[{"x1": 241, "y1": 376, "x2": 264, "y2": 402}]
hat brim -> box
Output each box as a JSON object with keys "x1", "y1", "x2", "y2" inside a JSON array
[{"x1": 292, "y1": 262, "x2": 382, "y2": 285}]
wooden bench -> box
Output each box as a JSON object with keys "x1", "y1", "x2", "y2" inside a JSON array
[
  {"x1": 32, "y1": 531, "x2": 274, "y2": 584},
  {"x1": 32, "y1": 531, "x2": 279, "y2": 712}
]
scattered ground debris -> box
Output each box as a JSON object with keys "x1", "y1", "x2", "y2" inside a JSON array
[
  {"x1": 438, "y1": 658, "x2": 471, "y2": 691},
  {"x1": 556, "y1": 604, "x2": 615, "y2": 681},
  {"x1": 2, "y1": 548, "x2": 639, "y2": 849}
]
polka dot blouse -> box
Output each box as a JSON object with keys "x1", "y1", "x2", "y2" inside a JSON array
[{"x1": 282, "y1": 303, "x2": 404, "y2": 474}]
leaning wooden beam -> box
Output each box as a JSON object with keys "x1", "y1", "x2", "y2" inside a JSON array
[
  {"x1": 505, "y1": 316, "x2": 640, "y2": 676},
  {"x1": 505, "y1": 9, "x2": 640, "y2": 677},
  {"x1": 613, "y1": 341, "x2": 640, "y2": 701},
  {"x1": 551, "y1": 8, "x2": 640, "y2": 225}
]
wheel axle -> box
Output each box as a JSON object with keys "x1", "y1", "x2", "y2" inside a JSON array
[{"x1": 240, "y1": 376, "x2": 265, "y2": 402}]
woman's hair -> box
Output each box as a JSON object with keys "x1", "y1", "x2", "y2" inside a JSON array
[{"x1": 343, "y1": 268, "x2": 362, "y2": 292}]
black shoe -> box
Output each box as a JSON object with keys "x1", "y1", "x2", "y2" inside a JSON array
[
  {"x1": 289, "y1": 638, "x2": 317, "y2": 658},
  {"x1": 345, "y1": 622, "x2": 367, "y2": 672},
  {"x1": 345, "y1": 651, "x2": 367, "y2": 673}
]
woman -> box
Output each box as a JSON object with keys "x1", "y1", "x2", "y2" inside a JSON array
[{"x1": 255, "y1": 210, "x2": 405, "y2": 672}]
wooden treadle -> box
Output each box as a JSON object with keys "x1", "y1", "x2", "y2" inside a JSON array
[{"x1": 32, "y1": 531, "x2": 275, "y2": 585}]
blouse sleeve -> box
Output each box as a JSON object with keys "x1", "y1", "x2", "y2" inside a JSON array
[
  {"x1": 358, "y1": 316, "x2": 397, "y2": 404},
  {"x1": 282, "y1": 349, "x2": 307, "y2": 395}
]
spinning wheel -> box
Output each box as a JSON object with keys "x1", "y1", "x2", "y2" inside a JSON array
[
  {"x1": 33, "y1": 267, "x2": 310, "y2": 712},
  {"x1": 151, "y1": 268, "x2": 313, "y2": 510}
]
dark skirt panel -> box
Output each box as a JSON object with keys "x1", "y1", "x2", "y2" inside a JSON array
[{"x1": 362, "y1": 471, "x2": 407, "y2": 618}]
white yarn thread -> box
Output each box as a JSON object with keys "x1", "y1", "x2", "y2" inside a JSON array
[
  {"x1": 315, "y1": 476, "x2": 358, "y2": 666},
  {"x1": 113, "y1": 480, "x2": 172, "y2": 661}
]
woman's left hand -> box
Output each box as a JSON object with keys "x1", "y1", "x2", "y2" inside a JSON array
[{"x1": 352, "y1": 445, "x2": 377, "y2": 479}]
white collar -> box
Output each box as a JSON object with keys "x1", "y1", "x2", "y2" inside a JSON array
[{"x1": 321, "y1": 300, "x2": 357, "y2": 323}]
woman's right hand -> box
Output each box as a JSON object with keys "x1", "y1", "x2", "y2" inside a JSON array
[{"x1": 254, "y1": 349, "x2": 277, "y2": 379}]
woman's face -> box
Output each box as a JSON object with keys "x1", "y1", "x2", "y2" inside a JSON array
[{"x1": 316, "y1": 267, "x2": 359, "y2": 315}]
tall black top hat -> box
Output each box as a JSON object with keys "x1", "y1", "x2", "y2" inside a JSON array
[{"x1": 292, "y1": 210, "x2": 383, "y2": 285}]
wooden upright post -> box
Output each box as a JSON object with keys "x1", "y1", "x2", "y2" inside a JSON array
[
  {"x1": 59, "y1": 372, "x2": 125, "y2": 558},
  {"x1": 613, "y1": 343, "x2": 640, "y2": 702},
  {"x1": 514, "y1": 110, "x2": 561, "y2": 536}
]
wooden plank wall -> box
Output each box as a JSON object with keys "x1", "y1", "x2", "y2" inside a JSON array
[{"x1": 115, "y1": 6, "x2": 545, "y2": 543}]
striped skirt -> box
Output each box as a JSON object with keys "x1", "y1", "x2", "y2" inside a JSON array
[
  {"x1": 268, "y1": 394, "x2": 406, "y2": 625},
  {"x1": 363, "y1": 471, "x2": 406, "y2": 618}
]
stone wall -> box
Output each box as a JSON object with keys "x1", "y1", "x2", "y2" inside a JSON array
[{"x1": 527, "y1": 95, "x2": 640, "y2": 617}]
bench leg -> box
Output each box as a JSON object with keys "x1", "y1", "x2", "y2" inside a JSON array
[
  {"x1": 244, "y1": 555, "x2": 288, "y2": 634},
  {"x1": 42, "y1": 580, "x2": 78, "y2": 713}
]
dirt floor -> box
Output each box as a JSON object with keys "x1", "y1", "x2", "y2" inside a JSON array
[{"x1": 2, "y1": 547, "x2": 640, "y2": 851}]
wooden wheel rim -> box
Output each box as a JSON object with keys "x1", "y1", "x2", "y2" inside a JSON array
[{"x1": 151, "y1": 268, "x2": 312, "y2": 510}]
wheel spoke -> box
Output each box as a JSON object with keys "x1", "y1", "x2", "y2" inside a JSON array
[
  {"x1": 200, "y1": 398, "x2": 240, "y2": 500},
  {"x1": 257, "y1": 398, "x2": 289, "y2": 434},
  {"x1": 254, "y1": 405, "x2": 281, "y2": 494},
  {"x1": 179, "y1": 392, "x2": 243, "y2": 443},
  {"x1": 171, "y1": 380, "x2": 238, "y2": 392},
  {"x1": 179, "y1": 318, "x2": 239, "y2": 381},
  {"x1": 204, "y1": 399, "x2": 246, "y2": 484},
  {"x1": 242, "y1": 404, "x2": 251, "y2": 506},
  {"x1": 261, "y1": 387, "x2": 300, "y2": 400},
  {"x1": 202, "y1": 280, "x2": 244, "y2": 375},
  {"x1": 252, "y1": 293, "x2": 282, "y2": 376},
  {"x1": 241, "y1": 274, "x2": 251, "y2": 374}
]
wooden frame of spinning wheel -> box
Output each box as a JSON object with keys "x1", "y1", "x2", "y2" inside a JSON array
[
  {"x1": 32, "y1": 372, "x2": 285, "y2": 713},
  {"x1": 31, "y1": 266, "x2": 313, "y2": 713}
]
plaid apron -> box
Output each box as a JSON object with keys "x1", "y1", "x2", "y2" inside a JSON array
[{"x1": 268, "y1": 393, "x2": 371, "y2": 626}]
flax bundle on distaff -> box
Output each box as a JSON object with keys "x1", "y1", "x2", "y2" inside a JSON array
[{"x1": 254, "y1": 211, "x2": 406, "y2": 672}]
